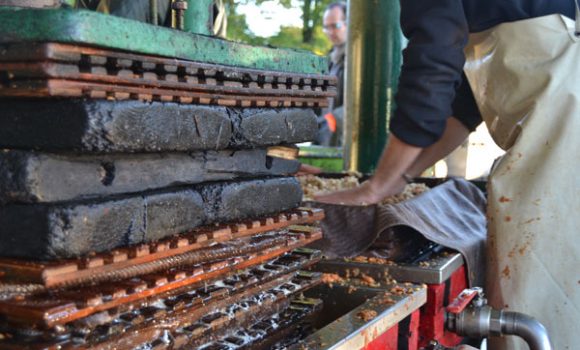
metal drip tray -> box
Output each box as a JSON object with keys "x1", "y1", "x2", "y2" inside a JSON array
[
  {"x1": 314, "y1": 251, "x2": 464, "y2": 285},
  {"x1": 194, "y1": 280, "x2": 426, "y2": 350},
  {"x1": 288, "y1": 282, "x2": 426, "y2": 350}
]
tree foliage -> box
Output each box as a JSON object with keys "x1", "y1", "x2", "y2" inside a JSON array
[{"x1": 224, "y1": 0, "x2": 334, "y2": 55}]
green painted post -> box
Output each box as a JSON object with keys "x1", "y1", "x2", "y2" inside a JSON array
[
  {"x1": 343, "y1": 0, "x2": 402, "y2": 173},
  {"x1": 184, "y1": 0, "x2": 214, "y2": 35}
]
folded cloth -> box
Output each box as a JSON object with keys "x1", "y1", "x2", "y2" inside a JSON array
[{"x1": 310, "y1": 178, "x2": 487, "y2": 287}]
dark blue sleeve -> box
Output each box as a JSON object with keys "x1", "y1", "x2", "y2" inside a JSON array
[{"x1": 390, "y1": 0, "x2": 470, "y2": 147}]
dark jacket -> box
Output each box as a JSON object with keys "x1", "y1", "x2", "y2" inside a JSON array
[
  {"x1": 328, "y1": 44, "x2": 346, "y2": 111},
  {"x1": 316, "y1": 44, "x2": 346, "y2": 147},
  {"x1": 390, "y1": 0, "x2": 576, "y2": 147}
]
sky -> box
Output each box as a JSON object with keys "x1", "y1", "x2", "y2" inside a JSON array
[{"x1": 236, "y1": 1, "x2": 303, "y2": 37}]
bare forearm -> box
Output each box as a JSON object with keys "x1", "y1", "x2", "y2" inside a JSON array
[
  {"x1": 406, "y1": 116, "x2": 470, "y2": 177},
  {"x1": 366, "y1": 135, "x2": 422, "y2": 198},
  {"x1": 314, "y1": 117, "x2": 470, "y2": 205},
  {"x1": 315, "y1": 135, "x2": 421, "y2": 205}
]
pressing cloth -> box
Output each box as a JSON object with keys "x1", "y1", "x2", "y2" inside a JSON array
[{"x1": 311, "y1": 178, "x2": 487, "y2": 287}]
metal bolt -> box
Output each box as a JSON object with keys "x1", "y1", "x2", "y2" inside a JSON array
[
  {"x1": 172, "y1": 0, "x2": 188, "y2": 10},
  {"x1": 172, "y1": 0, "x2": 188, "y2": 30},
  {"x1": 150, "y1": 0, "x2": 158, "y2": 26}
]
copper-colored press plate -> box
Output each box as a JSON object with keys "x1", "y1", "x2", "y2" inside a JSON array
[
  {"x1": 0, "y1": 270, "x2": 321, "y2": 350},
  {"x1": 0, "y1": 226, "x2": 322, "y2": 328},
  {"x1": 0, "y1": 43, "x2": 337, "y2": 86},
  {"x1": 0, "y1": 208, "x2": 324, "y2": 288},
  {"x1": 1, "y1": 79, "x2": 331, "y2": 108},
  {"x1": 0, "y1": 43, "x2": 336, "y2": 107},
  {"x1": 0, "y1": 62, "x2": 335, "y2": 98}
]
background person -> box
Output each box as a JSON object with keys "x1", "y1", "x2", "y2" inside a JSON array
[{"x1": 316, "y1": 1, "x2": 347, "y2": 147}]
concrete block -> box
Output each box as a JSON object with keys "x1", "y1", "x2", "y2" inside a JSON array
[
  {"x1": 0, "y1": 149, "x2": 300, "y2": 204},
  {"x1": 238, "y1": 108, "x2": 318, "y2": 146},
  {"x1": 142, "y1": 191, "x2": 205, "y2": 243},
  {"x1": 0, "y1": 177, "x2": 301, "y2": 259},
  {"x1": 0, "y1": 100, "x2": 317, "y2": 152},
  {"x1": 207, "y1": 177, "x2": 303, "y2": 221},
  {"x1": 0, "y1": 197, "x2": 147, "y2": 260}
]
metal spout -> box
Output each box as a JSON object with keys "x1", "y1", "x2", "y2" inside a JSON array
[
  {"x1": 447, "y1": 306, "x2": 553, "y2": 350},
  {"x1": 499, "y1": 311, "x2": 552, "y2": 350}
]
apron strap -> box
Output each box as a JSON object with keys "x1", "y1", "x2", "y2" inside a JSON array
[{"x1": 576, "y1": 0, "x2": 580, "y2": 36}]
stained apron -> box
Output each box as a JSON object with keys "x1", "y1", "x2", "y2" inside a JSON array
[{"x1": 463, "y1": 13, "x2": 580, "y2": 350}]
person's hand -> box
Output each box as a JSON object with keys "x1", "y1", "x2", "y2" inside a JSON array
[
  {"x1": 312, "y1": 135, "x2": 422, "y2": 205},
  {"x1": 296, "y1": 163, "x2": 323, "y2": 175},
  {"x1": 313, "y1": 178, "x2": 404, "y2": 205}
]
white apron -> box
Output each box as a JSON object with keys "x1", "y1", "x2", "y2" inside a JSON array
[{"x1": 463, "y1": 10, "x2": 580, "y2": 350}]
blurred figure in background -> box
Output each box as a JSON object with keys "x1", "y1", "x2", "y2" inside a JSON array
[{"x1": 316, "y1": 1, "x2": 347, "y2": 147}]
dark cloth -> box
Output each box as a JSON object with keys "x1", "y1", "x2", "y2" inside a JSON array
[
  {"x1": 315, "y1": 44, "x2": 346, "y2": 147},
  {"x1": 328, "y1": 44, "x2": 346, "y2": 111},
  {"x1": 391, "y1": 0, "x2": 576, "y2": 147},
  {"x1": 310, "y1": 178, "x2": 487, "y2": 287}
]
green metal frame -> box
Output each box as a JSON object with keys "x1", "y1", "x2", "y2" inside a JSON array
[
  {"x1": 0, "y1": 8, "x2": 328, "y2": 74},
  {"x1": 343, "y1": 0, "x2": 402, "y2": 173},
  {"x1": 184, "y1": 0, "x2": 213, "y2": 36}
]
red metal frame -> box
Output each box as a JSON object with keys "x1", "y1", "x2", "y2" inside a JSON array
[
  {"x1": 363, "y1": 309, "x2": 421, "y2": 350},
  {"x1": 358, "y1": 263, "x2": 468, "y2": 349},
  {"x1": 418, "y1": 265, "x2": 468, "y2": 348},
  {"x1": 364, "y1": 324, "x2": 399, "y2": 350}
]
